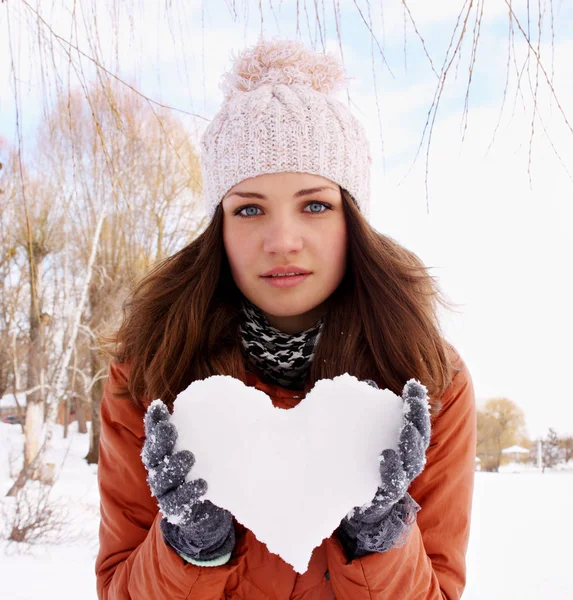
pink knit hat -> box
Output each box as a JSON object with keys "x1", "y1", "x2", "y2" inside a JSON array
[{"x1": 200, "y1": 39, "x2": 372, "y2": 218}]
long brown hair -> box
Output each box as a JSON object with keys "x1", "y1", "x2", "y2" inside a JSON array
[{"x1": 108, "y1": 190, "x2": 454, "y2": 413}]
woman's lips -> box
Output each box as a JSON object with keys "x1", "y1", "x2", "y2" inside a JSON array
[{"x1": 261, "y1": 273, "x2": 311, "y2": 288}]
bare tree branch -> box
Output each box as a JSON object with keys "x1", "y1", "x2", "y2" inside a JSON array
[{"x1": 18, "y1": 0, "x2": 209, "y2": 121}]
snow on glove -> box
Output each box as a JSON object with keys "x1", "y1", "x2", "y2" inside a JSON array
[
  {"x1": 141, "y1": 400, "x2": 235, "y2": 563},
  {"x1": 338, "y1": 379, "x2": 430, "y2": 559}
]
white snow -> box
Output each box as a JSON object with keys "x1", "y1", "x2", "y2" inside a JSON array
[
  {"x1": 1, "y1": 410, "x2": 573, "y2": 598},
  {"x1": 0, "y1": 421, "x2": 99, "y2": 600},
  {"x1": 0, "y1": 392, "x2": 27, "y2": 409},
  {"x1": 170, "y1": 374, "x2": 404, "y2": 573},
  {"x1": 501, "y1": 445, "x2": 530, "y2": 454},
  {"x1": 464, "y1": 470, "x2": 573, "y2": 600}
]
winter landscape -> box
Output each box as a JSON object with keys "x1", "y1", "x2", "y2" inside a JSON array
[{"x1": 1, "y1": 420, "x2": 572, "y2": 600}]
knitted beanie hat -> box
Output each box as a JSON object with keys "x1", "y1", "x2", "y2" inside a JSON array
[{"x1": 200, "y1": 38, "x2": 371, "y2": 218}]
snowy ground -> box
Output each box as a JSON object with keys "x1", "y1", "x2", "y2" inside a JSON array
[{"x1": 1, "y1": 422, "x2": 572, "y2": 600}]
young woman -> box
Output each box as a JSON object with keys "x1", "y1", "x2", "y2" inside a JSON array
[{"x1": 96, "y1": 39, "x2": 476, "y2": 599}]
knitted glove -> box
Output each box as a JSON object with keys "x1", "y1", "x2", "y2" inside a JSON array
[
  {"x1": 338, "y1": 379, "x2": 430, "y2": 559},
  {"x1": 141, "y1": 400, "x2": 235, "y2": 564}
]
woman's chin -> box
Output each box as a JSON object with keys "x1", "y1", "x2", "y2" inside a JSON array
[{"x1": 255, "y1": 300, "x2": 325, "y2": 332}]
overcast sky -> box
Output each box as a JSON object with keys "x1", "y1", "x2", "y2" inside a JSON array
[{"x1": 1, "y1": 0, "x2": 572, "y2": 438}]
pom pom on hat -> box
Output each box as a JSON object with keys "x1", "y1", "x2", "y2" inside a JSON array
[{"x1": 220, "y1": 38, "x2": 349, "y2": 100}]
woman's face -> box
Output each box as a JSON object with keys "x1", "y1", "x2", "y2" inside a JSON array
[{"x1": 222, "y1": 172, "x2": 348, "y2": 334}]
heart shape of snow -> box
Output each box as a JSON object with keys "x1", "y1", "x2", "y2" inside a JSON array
[{"x1": 171, "y1": 374, "x2": 404, "y2": 574}]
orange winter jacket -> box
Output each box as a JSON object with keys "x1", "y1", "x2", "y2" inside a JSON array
[{"x1": 96, "y1": 351, "x2": 476, "y2": 600}]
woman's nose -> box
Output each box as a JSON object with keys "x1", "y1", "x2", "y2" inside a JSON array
[{"x1": 263, "y1": 219, "x2": 304, "y2": 256}]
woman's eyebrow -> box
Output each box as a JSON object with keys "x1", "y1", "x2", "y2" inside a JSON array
[{"x1": 225, "y1": 186, "x2": 338, "y2": 200}]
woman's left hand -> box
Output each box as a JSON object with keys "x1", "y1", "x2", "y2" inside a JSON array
[{"x1": 338, "y1": 379, "x2": 431, "y2": 557}]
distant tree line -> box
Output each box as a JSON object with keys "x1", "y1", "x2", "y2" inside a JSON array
[{"x1": 476, "y1": 398, "x2": 573, "y2": 472}]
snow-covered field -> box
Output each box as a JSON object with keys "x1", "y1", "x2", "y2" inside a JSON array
[{"x1": 1, "y1": 422, "x2": 572, "y2": 600}]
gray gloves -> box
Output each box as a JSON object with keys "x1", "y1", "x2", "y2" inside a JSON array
[
  {"x1": 141, "y1": 401, "x2": 235, "y2": 563},
  {"x1": 338, "y1": 379, "x2": 431, "y2": 559}
]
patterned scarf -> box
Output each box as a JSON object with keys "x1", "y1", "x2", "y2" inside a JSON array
[{"x1": 238, "y1": 300, "x2": 323, "y2": 390}]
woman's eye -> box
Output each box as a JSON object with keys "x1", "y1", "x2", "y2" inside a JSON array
[
  {"x1": 236, "y1": 205, "x2": 262, "y2": 217},
  {"x1": 304, "y1": 202, "x2": 331, "y2": 214}
]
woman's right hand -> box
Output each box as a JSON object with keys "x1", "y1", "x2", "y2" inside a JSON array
[{"x1": 141, "y1": 400, "x2": 235, "y2": 563}]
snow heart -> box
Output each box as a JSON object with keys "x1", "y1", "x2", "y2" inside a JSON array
[{"x1": 171, "y1": 374, "x2": 404, "y2": 574}]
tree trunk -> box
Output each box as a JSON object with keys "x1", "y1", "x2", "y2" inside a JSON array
[
  {"x1": 85, "y1": 349, "x2": 103, "y2": 464},
  {"x1": 23, "y1": 248, "x2": 45, "y2": 475},
  {"x1": 85, "y1": 280, "x2": 104, "y2": 465},
  {"x1": 76, "y1": 397, "x2": 88, "y2": 434},
  {"x1": 0, "y1": 346, "x2": 9, "y2": 400},
  {"x1": 63, "y1": 396, "x2": 69, "y2": 439}
]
